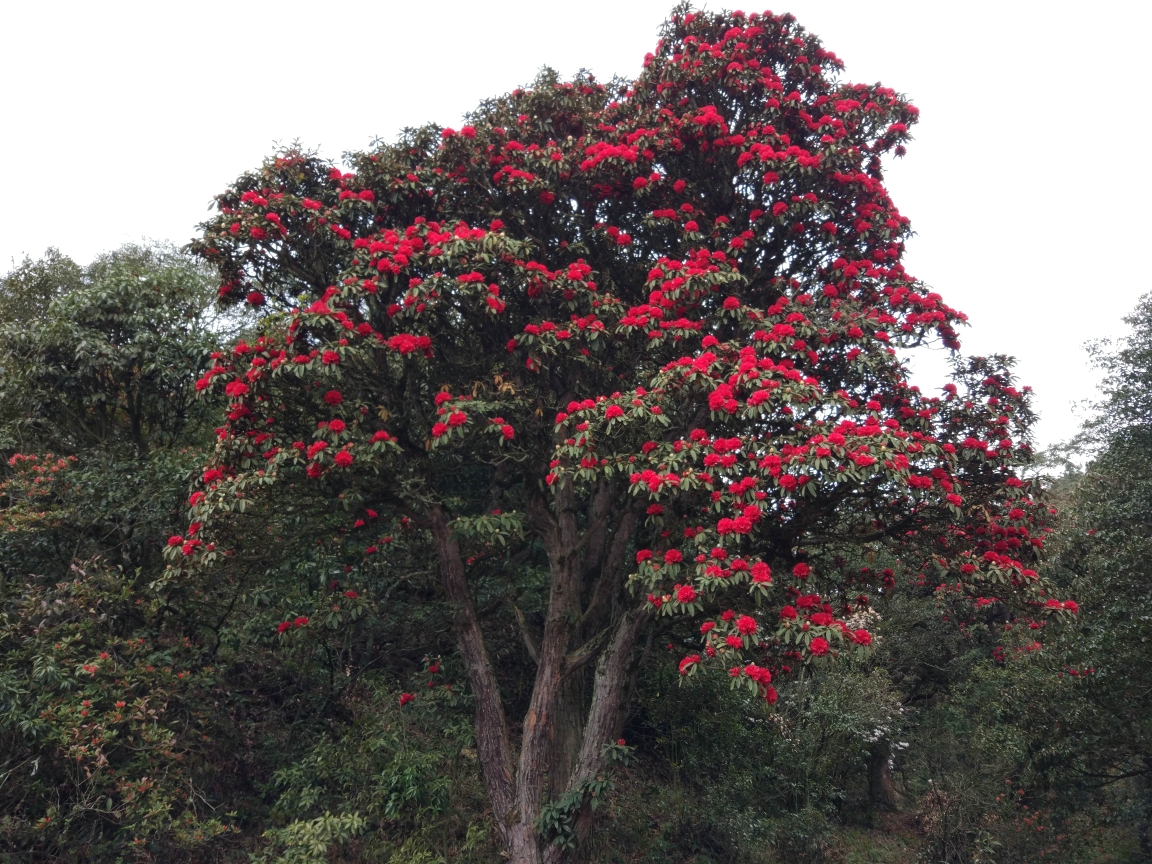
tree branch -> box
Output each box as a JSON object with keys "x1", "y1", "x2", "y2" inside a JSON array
[
  {"x1": 563, "y1": 625, "x2": 613, "y2": 676},
  {"x1": 552, "y1": 602, "x2": 650, "y2": 841},
  {"x1": 508, "y1": 598, "x2": 540, "y2": 664},
  {"x1": 579, "y1": 506, "x2": 639, "y2": 631},
  {"x1": 428, "y1": 504, "x2": 516, "y2": 838}
]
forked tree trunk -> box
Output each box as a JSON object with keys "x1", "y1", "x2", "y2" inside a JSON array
[
  {"x1": 429, "y1": 500, "x2": 646, "y2": 864},
  {"x1": 546, "y1": 607, "x2": 649, "y2": 863}
]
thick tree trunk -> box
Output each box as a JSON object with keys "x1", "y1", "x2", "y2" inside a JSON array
[
  {"x1": 431, "y1": 492, "x2": 645, "y2": 864},
  {"x1": 508, "y1": 488, "x2": 583, "y2": 853},
  {"x1": 543, "y1": 607, "x2": 650, "y2": 864},
  {"x1": 507, "y1": 821, "x2": 543, "y2": 864},
  {"x1": 868, "y1": 739, "x2": 899, "y2": 811},
  {"x1": 428, "y1": 506, "x2": 517, "y2": 846},
  {"x1": 548, "y1": 671, "x2": 587, "y2": 797}
]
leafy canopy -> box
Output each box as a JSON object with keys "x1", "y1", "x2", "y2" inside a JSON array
[{"x1": 183, "y1": 7, "x2": 1066, "y2": 668}]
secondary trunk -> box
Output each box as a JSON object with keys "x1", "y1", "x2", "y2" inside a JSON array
[
  {"x1": 548, "y1": 671, "x2": 587, "y2": 798},
  {"x1": 542, "y1": 607, "x2": 651, "y2": 863},
  {"x1": 428, "y1": 506, "x2": 517, "y2": 847}
]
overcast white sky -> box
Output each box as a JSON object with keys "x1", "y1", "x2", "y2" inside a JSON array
[{"x1": 2, "y1": 1, "x2": 1147, "y2": 449}]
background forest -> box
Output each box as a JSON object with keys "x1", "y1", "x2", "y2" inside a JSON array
[
  {"x1": 1, "y1": 248, "x2": 1150, "y2": 864},
  {"x1": 2, "y1": 11, "x2": 1152, "y2": 864}
]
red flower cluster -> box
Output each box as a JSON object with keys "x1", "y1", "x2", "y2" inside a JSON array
[{"x1": 276, "y1": 616, "x2": 309, "y2": 634}]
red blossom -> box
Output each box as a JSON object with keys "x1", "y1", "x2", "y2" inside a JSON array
[{"x1": 678, "y1": 654, "x2": 700, "y2": 675}]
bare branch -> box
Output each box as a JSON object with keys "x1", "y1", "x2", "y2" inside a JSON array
[
  {"x1": 508, "y1": 599, "x2": 540, "y2": 663},
  {"x1": 563, "y1": 625, "x2": 613, "y2": 676}
]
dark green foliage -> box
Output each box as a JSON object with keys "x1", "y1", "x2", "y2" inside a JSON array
[
  {"x1": 0, "y1": 245, "x2": 223, "y2": 580},
  {"x1": 596, "y1": 660, "x2": 904, "y2": 864},
  {"x1": 0, "y1": 248, "x2": 505, "y2": 863},
  {"x1": 0, "y1": 244, "x2": 221, "y2": 455},
  {"x1": 0, "y1": 248, "x2": 84, "y2": 327},
  {"x1": 0, "y1": 565, "x2": 235, "y2": 857}
]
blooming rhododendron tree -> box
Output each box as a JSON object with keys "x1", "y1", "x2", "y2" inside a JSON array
[{"x1": 178, "y1": 7, "x2": 1069, "y2": 861}]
